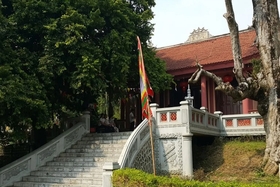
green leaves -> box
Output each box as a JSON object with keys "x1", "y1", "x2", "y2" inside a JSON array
[{"x1": 0, "y1": 0, "x2": 172, "y2": 144}]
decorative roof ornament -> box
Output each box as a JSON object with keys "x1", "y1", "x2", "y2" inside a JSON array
[
  {"x1": 186, "y1": 27, "x2": 212, "y2": 43},
  {"x1": 184, "y1": 84, "x2": 194, "y2": 106}
]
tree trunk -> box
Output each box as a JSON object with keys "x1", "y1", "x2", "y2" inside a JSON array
[
  {"x1": 108, "y1": 88, "x2": 114, "y2": 118},
  {"x1": 190, "y1": 0, "x2": 280, "y2": 175},
  {"x1": 252, "y1": 0, "x2": 280, "y2": 175},
  {"x1": 31, "y1": 119, "x2": 47, "y2": 150},
  {"x1": 261, "y1": 101, "x2": 280, "y2": 175}
]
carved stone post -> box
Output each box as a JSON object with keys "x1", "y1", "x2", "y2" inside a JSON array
[
  {"x1": 180, "y1": 100, "x2": 191, "y2": 134},
  {"x1": 150, "y1": 103, "x2": 158, "y2": 126},
  {"x1": 214, "y1": 111, "x2": 223, "y2": 129},
  {"x1": 102, "y1": 162, "x2": 120, "y2": 187},
  {"x1": 200, "y1": 107, "x2": 208, "y2": 127},
  {"x1": 180, "y1": 84, "x2": 194, "y2": 133},
  {"x1": 82, "y1": 111, "x2": 91, "y2": 133},
  {"x1": 180, "y1": 85, "x2": 194, "y2": 177},
  {"x1": 182, "y1": 133, "x2": 193, "y2": 178}
]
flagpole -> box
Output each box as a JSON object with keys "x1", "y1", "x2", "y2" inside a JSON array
[
  {"x1": 148, "y1": 117, "x2": 156, "y2": 175},
  {"x1": 137, "y1": 35, "x2": 156, "y2": 175}
]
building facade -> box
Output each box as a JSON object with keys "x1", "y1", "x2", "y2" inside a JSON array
[{"x1": 155, "y1": 28, "x2": 259, "y2": 115}]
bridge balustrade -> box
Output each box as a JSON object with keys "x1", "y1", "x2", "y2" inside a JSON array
[
  {"x1": 189, "y1": 107, "x2": 220, "y2": 136},
  {"x1": 155, "y1": 107, "x2": 181, "y2": 126},
  {"x1": 0, "y1": 111, "x2": 90, "y2": 187},
  {"x1": 220, "y1": 113, "x2": 265, "y2": 136},
  {"x1": 150, "y1": 101, "x2": 265, "y2": 136}
]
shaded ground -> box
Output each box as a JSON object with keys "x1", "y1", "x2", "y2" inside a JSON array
[{"x1": 192, "y1": 136, "x2": 278, "y2": 183}]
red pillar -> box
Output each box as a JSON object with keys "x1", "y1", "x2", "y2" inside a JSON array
[
  {"x1": 242, "y1": 98, "x2": 249, "y2": 114},
  {"x1": 201, "y1": 76, "x2": 207, "y2": 108}
]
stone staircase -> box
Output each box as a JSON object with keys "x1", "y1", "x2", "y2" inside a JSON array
[{"x1": 10, "y1": 132, "x2": 131, "y2": 187}]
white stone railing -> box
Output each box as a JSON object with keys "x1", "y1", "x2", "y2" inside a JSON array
[
  {"x1": 155, "y1": 106, "x2": 181, "y2": 126},
  {"x1": 189, "y1": 107, "x2": 220, "y2": 136},
  {"x1": 220, "y1": 113, "x2": 265, "y2": 136},
  {"x1": 146, "y1": 100, "x2": 265, "y2": 137},
  {"x1": 0, "y1": 111, "x2": 90, "y2": 187},
  {"x1": 115, "y1": 102, "x2": 265, "y2": 181},
  {"x1": 151, "y1": 101, "x2": 220, "y2": 136},
  {"x1": 118, "y1": 118, "x2": 154, "y2": 168}
]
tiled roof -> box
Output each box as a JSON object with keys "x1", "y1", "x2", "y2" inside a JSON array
[{"x1": 156, "y1": 29, "x2": 258, "y2": 72}]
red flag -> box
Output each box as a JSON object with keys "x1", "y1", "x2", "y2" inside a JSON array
[
  {"x1": 137, "y1": 36, "x2": 153, "y2": 123},
  {"x1": 146, "y1": 77, "x2": 154, "y2": 100}
]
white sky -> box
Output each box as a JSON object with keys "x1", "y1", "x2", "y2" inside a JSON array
[{"x1": 151, "y1": 0, "x2": 280, "y2": 48}]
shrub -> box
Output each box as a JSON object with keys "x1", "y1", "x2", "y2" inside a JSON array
[{"x1": 112, "y1": 168, "x2": 279, "y2": 187}]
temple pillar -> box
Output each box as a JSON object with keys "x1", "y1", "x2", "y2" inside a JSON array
[
  {"x1": 242, "y1": 98, "x2": 249, "y2": 114},
  {"x1": 201, "y1": 76, "x2": 207, "y2": 108}
]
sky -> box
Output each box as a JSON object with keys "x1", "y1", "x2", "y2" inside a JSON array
[{"x1": 151, "y1": 0, "x2": 279, "y2": 48}]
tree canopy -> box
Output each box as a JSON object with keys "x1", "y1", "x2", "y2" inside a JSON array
[{"x1": 0, "y1": 0, "x2": 172, "y2": 144}]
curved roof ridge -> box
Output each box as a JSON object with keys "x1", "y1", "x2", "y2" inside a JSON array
[
  {"x1": 156, "y1": 28, "x2": 258, "y2": 72},
  {"x1": 156, "y1": 28, "x2": 255, "y2": 51}
]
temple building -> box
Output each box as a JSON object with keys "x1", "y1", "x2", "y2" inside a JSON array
[{"x1": 155, "y1": 27, "x2": 259, "y2": 115}]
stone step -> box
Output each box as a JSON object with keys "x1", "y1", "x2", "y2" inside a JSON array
[
  {"x1": 9, "y1": 131, "x2": 130, "y2": 187},
  {"x1": 71, "y1": 143, "x2": 125, "y2": 149},
  {"x1": 84, "y1": 132, "x2": 131, "y2": 137},
  {"x1": 13, "y1": 181, "x2": 100, "y2": 187},
  {"x1": 59, "y1": 152, "x2": 120, "y2": 158},
  {"x1": 53, "y1": 156, "x2": 116, "y2": 162},
  {"x1": 76, "y1": 139, "x2": 127, "y2": 144},
  {"x1": 46, "y1": 161, "x2": 103, "y2": 167},
  {"x1": 81, "y1": 135, "x2": 130, "y2": 141},
  {"x1": 65, "y1": 147, "x2": 122, "y2": 153},
  {"x1": 81, "y1": 137, "x2": 128, "y2": 141},
  {"x1": 21, "y1": 176, "x2": 101, "y2": 185},
  {"x1": 39, "y1": 166, "x2": 102, "y2": 172},
  {"x1": 30, "y1": 170, "x2": 101, "y2": 178}
]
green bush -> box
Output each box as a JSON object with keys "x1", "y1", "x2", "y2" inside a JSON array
[{"x1": 112, "y1": 168, "x2": 279, "y2": 187}]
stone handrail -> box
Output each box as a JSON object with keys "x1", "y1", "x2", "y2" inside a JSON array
[
  {"x1": 192, "y1": 107, "x2": 219, "y2": 127},
  {"x1": 155, "y1": 107, "x2": 181, "y2": 126},
  {"x1": 0, "y1": 111, "x2": 90, "y2": 187},
  {"x1": 118, "y1": 118, "x2": 154, "y2": 168},
  {"x1": 220, "y1": 113, "x2": 265, "y2": 136},
  {"x1": 189, "y1": 107, "x2": 220, "y2": 135},
  {"x1": 149, "y1": 101, "x2": 265, "y2": 137}
]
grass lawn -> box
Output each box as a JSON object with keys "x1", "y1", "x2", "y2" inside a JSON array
[{"x1": 113, "y1": 137, "x2": 279, "y2": 186}]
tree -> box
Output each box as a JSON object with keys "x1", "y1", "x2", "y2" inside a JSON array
[
  {"x1": 38, "y1": 0, "x2": 172, "y2": 117},
  {"x1": 189, "y1": 0, "x2": 280, "y2": 175},
  {"x1": 0, "y1": 0, "x2": 172, "y2": 144},
  {"x1": 92, "y1": 0, "x2": 172, "y2": 116},
  {"x1": 0, "y1": 0, "x2": 51, "y2": 147}
]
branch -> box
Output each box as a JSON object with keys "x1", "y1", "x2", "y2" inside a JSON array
[
  {"x1": 188, "y1": 63, "x2": 203, "y2": 83},
  {"x1": 189, "y1": 63, "x2": 259, "y2": 102},
  {"x1": 188, "y1": 53, "x2": 213, "y2": 83},
  {"x1": 223, "y1": 0, "x2": 245, "y2": 83},
  {"x1": 188, "y1": 0, "x2": 263, "y2": 103},
  {"x1": 189, "y1": 63, "x2": 223, "y2": 85},
  {"x1": 188, "y1": 63, "x2": 238, "y2": 97}
]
